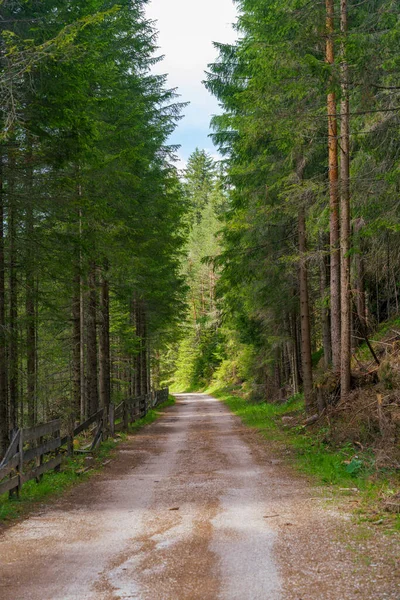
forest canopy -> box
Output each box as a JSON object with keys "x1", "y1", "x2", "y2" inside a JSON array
[{"x1": 0, "y1": 0, "x2": 187, "y2": 453}]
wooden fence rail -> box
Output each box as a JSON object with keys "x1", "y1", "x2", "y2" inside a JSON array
[
  {"x1": 0, "y1": 388, "x2": 169, "y2": 498},
  {"x1": 0, "y1": 420, "x2": 62, "y2": 498}
]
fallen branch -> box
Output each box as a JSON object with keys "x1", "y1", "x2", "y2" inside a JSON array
[{"x1": 303, "y1": 409, "x2": 326, "y2": 427}]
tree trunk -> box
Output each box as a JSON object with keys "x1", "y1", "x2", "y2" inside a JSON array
[
  {"x1": 298, "y1": 207, "x2": 314, "y2": 411},
  {"x1": 289, "y1": 313, "x2": 300, "y2": 395},
  {"x1": 319, "y1": 245, "x2": 332, "y2": 368},
  {"x1": 340, "y1": 0, "x2": 351, "y2": 399},
  {"x1": 80, "y1": 264, "x2": 86, "y2": 420},
  {"x1": 353, "y1": 218, "x2": 366, "y2": 345},
  {"x1": 355, "y1": 255, "x2": 366, "y2": 326},
  {"x1": 282, "y1": 340, "x2": 290, "y2": 385},
  {"x1": 133, "y1": 297, "x2": 141, "y2": 397},
  {"x1": 140, "y1": 304, "x2": 147, "y2": 395},
  {"x1": 326, "y1": 0, "x2": 341, "y2": 372},
  {"x1": 290, "y1": 340, "x2": 299, "y2": 396},
  {"x1": 8, "y1": 145, "x2": 18, "y2": 430},
  {"x1": 0, "y1": 148, "x2": 8, "y2": 454},
  {"x1": 26, "y1": 144, "x2": 35, "y2": 427},
  {"x1": 86, "y1": 263, "x2": 99, "y2": 416},
  {"x1": 73, "y1": 186, "x2": 84, "y2": 421},
  {"x1": 146, "y1": 336, "x2": 151, "y2": 395},
  {"x1": 98, "y1": 264, "x2": 111, "y2": 411},
  {"x1": 72, "y1": 270, "x2": 81, "y2": 417},
  {"x1": 274, "y1": 347, "x2": 282, "y2": 392}
]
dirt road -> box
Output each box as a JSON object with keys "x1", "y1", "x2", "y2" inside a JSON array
[{"x1": 0, "y1": 394, "x2": 399, "y2": 600}]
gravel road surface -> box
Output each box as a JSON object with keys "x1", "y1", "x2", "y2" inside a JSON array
[{"x1": 0, "y1": 393, "x2": 399, "y2": 600}]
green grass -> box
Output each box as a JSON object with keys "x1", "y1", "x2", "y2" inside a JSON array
[
  {"x1": 208, "y1": 385, "x2": 400, "y2": 532},
  {"x1": 0, "y1": 396, "x2": 176, "y2": 524},
  {"x1": 0, "y1": 439, "x2": 119, "y2": 523},
  {"x1": 128, "y1": 395, "x2": 176, "y2": 432}
]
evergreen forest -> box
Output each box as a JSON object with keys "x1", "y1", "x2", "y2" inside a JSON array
[
  {"x1": 0, "y1": 0, "x2": 187, "y2": 453},
  {"x1": 1, "y1": 0, "x2": 400, "y2": 473}
]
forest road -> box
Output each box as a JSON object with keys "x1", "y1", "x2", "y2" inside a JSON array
[{"x1": 0, "y1": 394, "x2": 399, "y2": 600}]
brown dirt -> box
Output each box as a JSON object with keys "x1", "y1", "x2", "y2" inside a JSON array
[{"x1": 0, "y1": 394, "x2": 399, "y2": 600}]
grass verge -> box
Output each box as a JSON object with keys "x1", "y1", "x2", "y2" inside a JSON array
[
  {"x1": 0, "y1": 396, "x2": 176, "y2": 524},
  {"x1": 128, "y1": 395, "x2": 176, "y2": 432},
  {"x1": 208, "y1": 385, "x2": 400, "y2": 533}
]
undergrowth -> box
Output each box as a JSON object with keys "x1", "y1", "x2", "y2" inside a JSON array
[
  {"x1": 208, "y1": 385, "x2": 400, "y2": 533},
  {"x1": 0, "y1": 396, "x2": 176, "y2": 524}
]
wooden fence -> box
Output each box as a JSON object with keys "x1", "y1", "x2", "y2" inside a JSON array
[{"x1": 0, "y1": 388, "x2": 169, "y2": 498}]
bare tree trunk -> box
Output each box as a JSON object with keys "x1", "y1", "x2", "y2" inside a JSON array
[
  {"x1": 86, "y1": 263, "x2": 99, "y2": 416},
  {"x1": 8, "y1": 145, "x2": 18, "y2": 430},
  {"x1": 282, "y1": 341, "x2": 290, "y2": 385},
  {"x1": 26, "y1": 144, "x2": 35, "y2": 427},
  {"x1": 140, "y1": 305, "x2": 147, "y2": 395},
  {"x1": 73, "y1": 179, "x2": 83, "y2": 421},
  {"x1": 98, "y1": 264, "x2": 111, "y2": 411},
  {"x1": 0, "y1": 148, "x2": 8, "y2": 454},
  {"x1": 355, "y1": 257, "x2": 366, "y2": 325},
  {"x1": 72, "y1": 270, "x2": 81, "y2": 417},
  {"x1": 340, "y1": 0, "x2": 351, "y2": 399},
  {"x1": 290, "y1": 341, "x2": 299, "y2": 395},
  {"x1": 353, "y1": 217, "x2": 366, "y2": 347},
  {"x1": 80, "y1": 264, "x2": 86, "y2": 420},
  {"x1": 146, "y1": 336, "x2": 151, "y2": 395},
  {"x1": 274, "y1": 348, "x2": 282, "y2": 393},
  {"x1": 320, "y1": 246, "x2": 332, "y2": 368},
  {"x1": 133, "y1": 297, "x2": 141, "y2": 397},
  {"x1": 298, "y1": 207, "x2": 314, "y2": 411},
  {"x1": 326, "y1": 0, "x2": 341, "y2": 372},
  {"x1": 289, "y1": 313, "x2": 300, "y2": 395}
]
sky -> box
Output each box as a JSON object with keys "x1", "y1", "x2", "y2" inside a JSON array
[{"x1": 145, "y1": 0, "x2": 238, "y2": 168}]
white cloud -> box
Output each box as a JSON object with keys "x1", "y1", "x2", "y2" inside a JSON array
[
  {"x1": 174, "y1": 151, "x2": 188, "y2": 173},
  {"x1": 146, "y1": 0, "x2": 238, "y2": 161}
]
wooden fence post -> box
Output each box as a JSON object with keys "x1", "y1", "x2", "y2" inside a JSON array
[
  {"x1": 68, "y1": 413, "x2": 74, "y2": 457},
  {"x1": 17, "y1": 429, "x2": 23, "y2": 497},
  {"x1": 36, "y1": 435, "x2": 44, "y2": 483},
  {"x1": 54, "y1": 426, "x2": 61, "y2": 473},
  {"x1": 103, "y1": 407, "x2": 108, "y2": 441},
  {"x1": 109, "y1": 404, "x2": 115, "y2": 437},
  {"x1": 7, "y1": 429, "x2": 20, "y2": 499},
  {"x1": 123, "y1": 398, "x2": 129, "y2": 431}
]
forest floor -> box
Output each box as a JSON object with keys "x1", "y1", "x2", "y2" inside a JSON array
[{"x1": 0, "y1": 394, "x2": 399, "y2": 600}]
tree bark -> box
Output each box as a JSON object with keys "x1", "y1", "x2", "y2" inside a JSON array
[
  {"x1": 140, "y1": 304, "x2": 147, "y2": 395},
  {"x1": 320, "y1": 245, "x2": 332, "y2": 368},
  {"x1": 8, "y1": 144, "x2": 18, "y2": 430},
  {"x1": 326, "y1": 0, "x2": 341, "y2": 372},
  {"x1": 298, "y1": 207, "x2": 314, "y2": 411},
  {"x1": 0, "y1": 147, "x2": 8, "y2": 454},
  {"x1": 72, "y1": 270, "x2": 81, "y2": 417},
  {"x1": 98, "y1": 264, "x2": 111, "y2": 411},
  {"x1": 86, "y1": 262, "x2": 99, "y2": 416},
  {"x1": 73, "y1": 181, "x2": 84, "y2": 421},
  {"x1": 340, "y1": 0, "x2": 351, "y2": 399},
  {"x1": 80, "y1": 261, "x2": 86, "y2": 420},
  {"x1": 26, "y1": 143, "x2": 35, "y2": 427},
  {"x1": 133, "y1": 297, "x2": 141, "y2": 397},
  {"x1": 289, "y1": 313, "x2": 300, "y2": 395}
]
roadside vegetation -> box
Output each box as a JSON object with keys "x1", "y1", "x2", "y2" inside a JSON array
[
  {"x1": 1, "y1": 0, "x2": 399, "y2": 533},
  {"x1": 169, "y1": 0, "x2": 400, "y2": 526},
  {"x1": 210, "y1": 386, "x2": 400, "y2": 533},
  {"x1": 0, "y1": 397, "x2": 175, "y2": 524},
  {"x1": 0, "y1": 1, "x2": 187, "y2": 457}
]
